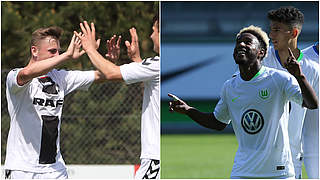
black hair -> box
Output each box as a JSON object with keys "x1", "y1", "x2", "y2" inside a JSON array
[{"x1": 267, "y1": 6, "x2": 304, "y2": 30}]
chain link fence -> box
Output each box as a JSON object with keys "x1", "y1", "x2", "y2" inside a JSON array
[{"x1": 1, "y1": 69, "x2": 143, "y2": 165}]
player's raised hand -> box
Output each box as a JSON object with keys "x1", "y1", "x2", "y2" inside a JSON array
[
  {"x1": 284, "y1": 48, "x2": 303, "y2": 77},
  {"x1": 105, "y1": 35, "x2": 121, "y2": 62},
  {"x1": 74, "y1": 21, "x2": 101, "y2": 52},
  {"x1": 64, "y1": 34, "x2": 77, "y2": 59},
  {"x1": 72, "y1": 32, "x2": 86, "y2": 59},
  {"x1": 125, "y1": 27, "x2": 142, "y2": 62},
  {"x1": 168, "y1": 93, "x2": 191, "y2": 114}
]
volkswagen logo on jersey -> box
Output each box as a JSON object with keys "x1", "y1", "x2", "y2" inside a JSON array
[{"x1": 241, "y1": 109, "x2": 264, "y2": 134}]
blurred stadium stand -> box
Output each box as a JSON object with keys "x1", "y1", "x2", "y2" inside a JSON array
[{"x1": 162, "y1": 2, "x2": 318, "y2": 42}]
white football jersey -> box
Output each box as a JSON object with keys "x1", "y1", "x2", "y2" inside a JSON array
[
  {"x1": 262, "y1": 46, "x2": 320, "y2": 174},
  {"x1": 214, "y1": 66, "x2": 302, "y2": 178},
  {"x1": 302, "y1": 42, "x2": 319, "y2": 63},
  {"x1": 301, "y1": 43, "x2": 319, "y2": 178},
  {"x1": 5, "y1": 68, "x2": 95, "y2": 173},
  {"x1": 120, "y1": 56, "x2": 160, "y2": 160}
]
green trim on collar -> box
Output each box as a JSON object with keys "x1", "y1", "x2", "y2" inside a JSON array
[
  {"x1": 251, "y1": 66, "x2": 265, "y2": 81},
  {"x1": 297, "y1": 49, "x2": 303, "y2": 63}
]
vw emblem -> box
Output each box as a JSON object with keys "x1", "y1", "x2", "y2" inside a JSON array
[{"x1": 241, "y1": 109, "x2": 264, "y2": 134}]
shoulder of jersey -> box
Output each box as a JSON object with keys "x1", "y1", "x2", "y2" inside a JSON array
[
  {"x1": 146, "y1": 56, "x2": 160, "y2": 62},
  {"x1": 267, "y1": 67, "x2": 292, "y2": 79},
  {"x1": 301, "y1": 55, "x2": 319, "y2": 70},
  {"x1": 142, "y1": 56, "x2": 160, "y2": 67}
]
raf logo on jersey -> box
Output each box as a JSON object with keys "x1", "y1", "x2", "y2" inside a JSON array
[
  {"x1": 241, "y1": 109, "x2": 264, "y2": 134},
  {"x1": 259, "y1": 89, "x2": 270, "y2": 100}
]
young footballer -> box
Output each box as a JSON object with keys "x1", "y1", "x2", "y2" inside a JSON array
[
  {"x1": 262, "y1": 6, "x2": 319, "y2": 178},
  {"x1": 74, "y1": 16, "x2": 160, "y2": 179},
  {"x1": 169, "y1": 25, "x2": 318, "y2": 178},
  {"x1": 4, "y1": 27, "x2": 104, "y2": 179}
]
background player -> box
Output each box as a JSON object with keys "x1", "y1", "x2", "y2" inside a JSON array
[
  {"x1": 74, "y1": 16, "x2": 160, "y2": 179},
  {"x1": 262, "y1": 6, "x2": 320, "y2": 178},
  {"x1": 4, "y1": 27, "x2": 103, "y2": 179},
  {"x1": 301, "y1": 41, "x2": 319, "y2": 178},
  {"x1": 168, "y1": 25, "x2": 318, "y2": 178}
]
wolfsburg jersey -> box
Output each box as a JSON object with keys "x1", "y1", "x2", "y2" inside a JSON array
[
  {"x1": 302, "y1": 42, "x2": 319, "y2": 63},
  {"x1": 302, "y1": 42, "x2": 319, "y2": 171},
  {"x1": 5, "y1": 68, "x2": 95, "y2": 172},
  {"x1": 120, "y1": 56, "x2": 160, "y2": 160},
  {"x1": 262, "y1": 46, "x2": 320, "y2": 164},
  {"x1": 214, "y1": 67, "x2": 302, "y2": 178}
]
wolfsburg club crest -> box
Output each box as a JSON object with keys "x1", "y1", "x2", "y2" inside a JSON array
[
  {"x1": 259, "y1": 89, "x2": 270, "y2": 100},
  {"x1": 241, "y1": 109, "x2": 264, "y2": 134}
]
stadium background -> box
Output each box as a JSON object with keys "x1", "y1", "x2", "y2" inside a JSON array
[
  {"x1": 161, "y1": 1, "x2": 319, "y2": 178},
  {"x1": 1, "y1": 1, "x2": 158, "y2": 177}
]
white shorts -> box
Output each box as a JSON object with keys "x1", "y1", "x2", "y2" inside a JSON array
[
  {"x1": 135, "y1": 159, "x2": 160, "y2": 179},
  {"x1": 5, "y1": 169, "x2": 68, "y2": 179}
]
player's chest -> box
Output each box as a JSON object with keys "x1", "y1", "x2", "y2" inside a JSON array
[
  {"x1": 29, "y1": 76, "x2": 65, "y2": 110},
  {"x1": 226, "y1": 80, "x2": 278, "y2": 110}
]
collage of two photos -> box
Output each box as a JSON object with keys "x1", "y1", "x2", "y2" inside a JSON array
[{"x1": 1, "y1": 1, "x2": 319, "y2": 179}]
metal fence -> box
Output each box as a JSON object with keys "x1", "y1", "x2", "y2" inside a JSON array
[{"x1": 1, "y1": 69, "x2": 143, "y2": 165}]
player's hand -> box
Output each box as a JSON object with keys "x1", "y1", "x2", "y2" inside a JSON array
[
  {"x1": 74, "y1": 21, "x2": 101, "y2": 52},
  {"x1": 284, "y1": 48, "x2": 303, "y2": 77},
  {"x1": 168, "y1": 93, "x2": 191, "y2": 114},
  {"x1": 125, "y1": 27, "x2": 142, "y2": 62},
  {"x1": 64, "y1": 34, "x2": 77, "y2": 59},
  {"x1": 105, "y1": 35, "x2": 121, "y2": 63},
  {"x1": 72, "y1": 32, "x2": 86, "y2": 59}
]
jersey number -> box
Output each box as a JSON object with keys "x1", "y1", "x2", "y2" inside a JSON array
[{"x1": 39, "y1": 115, "x2": 59, "y2": 164}]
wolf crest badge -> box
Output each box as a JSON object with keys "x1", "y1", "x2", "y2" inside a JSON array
[{"x1": 259, "y1": 89, "x2": 270, "y2": 100}]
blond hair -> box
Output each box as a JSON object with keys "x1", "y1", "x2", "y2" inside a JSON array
[{"x1": 237, "y1": 25, "x2": 270, "y2": 59}]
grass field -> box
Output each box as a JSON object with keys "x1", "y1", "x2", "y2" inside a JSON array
[{"x1": 161, "y1": 134, "x2": 308, "y2": 179}]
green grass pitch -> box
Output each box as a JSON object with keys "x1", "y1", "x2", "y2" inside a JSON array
[{"x1": 161, "y1": 134, "x2": 308, "y2": 179}]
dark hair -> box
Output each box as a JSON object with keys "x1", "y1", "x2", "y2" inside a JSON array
[
  {"x1": 267, "y1": 6, "x2": 304, "y2": 30},
  {"x1": 153, "y1": 14, "x2": 159, "y2": 30},
  {"x1": 31, "y1": 26, "x2": 63, "y2": 47}
]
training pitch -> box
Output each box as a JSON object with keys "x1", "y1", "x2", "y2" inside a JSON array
[{"x1": 161, "y1": 134, "x2": 308, "y2": 179}]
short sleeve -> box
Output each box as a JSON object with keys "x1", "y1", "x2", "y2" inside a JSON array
[
  {"x1": 6, "y1": 68, "x2": 30, "y2": 94},
  {"x1": 213, "y1": 82, "x2": 231, "y2": 124},
  {"x1": 120, "y1": 56, "x2": 160, "y2": 84},
  {"x1": 282, "y1": 73, "x2": 303, "y2": 106},
  {"x1": 53, "y1": 70, "x2": 95, "y2": 95}
]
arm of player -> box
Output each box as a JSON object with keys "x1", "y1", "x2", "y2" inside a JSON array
[
  {"x1": 168, "y1": 93, "x2": 227, "y2": 131},
  {"x1": 75, "y1": 21, "x2": 123, "y2": 82},
  {"x1": 17, "y1": 34, "x2": 79, "y2": 86},
  {"x1": 125, "y1": 27, "x2": 142, "y2": 62},
  {"x1": 284, "y1": 48, "x2": 318, "y2": 109}
]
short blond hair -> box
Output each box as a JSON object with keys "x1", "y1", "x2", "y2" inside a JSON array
[{"x1": 236, "y1": 25, "x2": 270, "y2": 59}]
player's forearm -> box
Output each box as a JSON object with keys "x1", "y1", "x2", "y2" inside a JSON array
[
  {"x1": 18, "y1": 53, "x2": 69, "y2": 86},
  {"x1": 186, "y1": 108, "x2": 227, "y2": 131},
  {"x1": 86, "y1": 49, "x2": 123, "y2": 81},
  {"x1": 295, "y1": 74, "x2": 318, "y2": 109}
]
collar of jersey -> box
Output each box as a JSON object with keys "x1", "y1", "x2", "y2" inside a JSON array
[
  {"x1": 250, "y1": 66, "x2": 265, "y2": 81},
  {"x1": 275, "y1": 49, "x2": 303, "y2": 65},
  {"x1": 313, "y1": 42, "x2": 319, "y2": 55}
]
